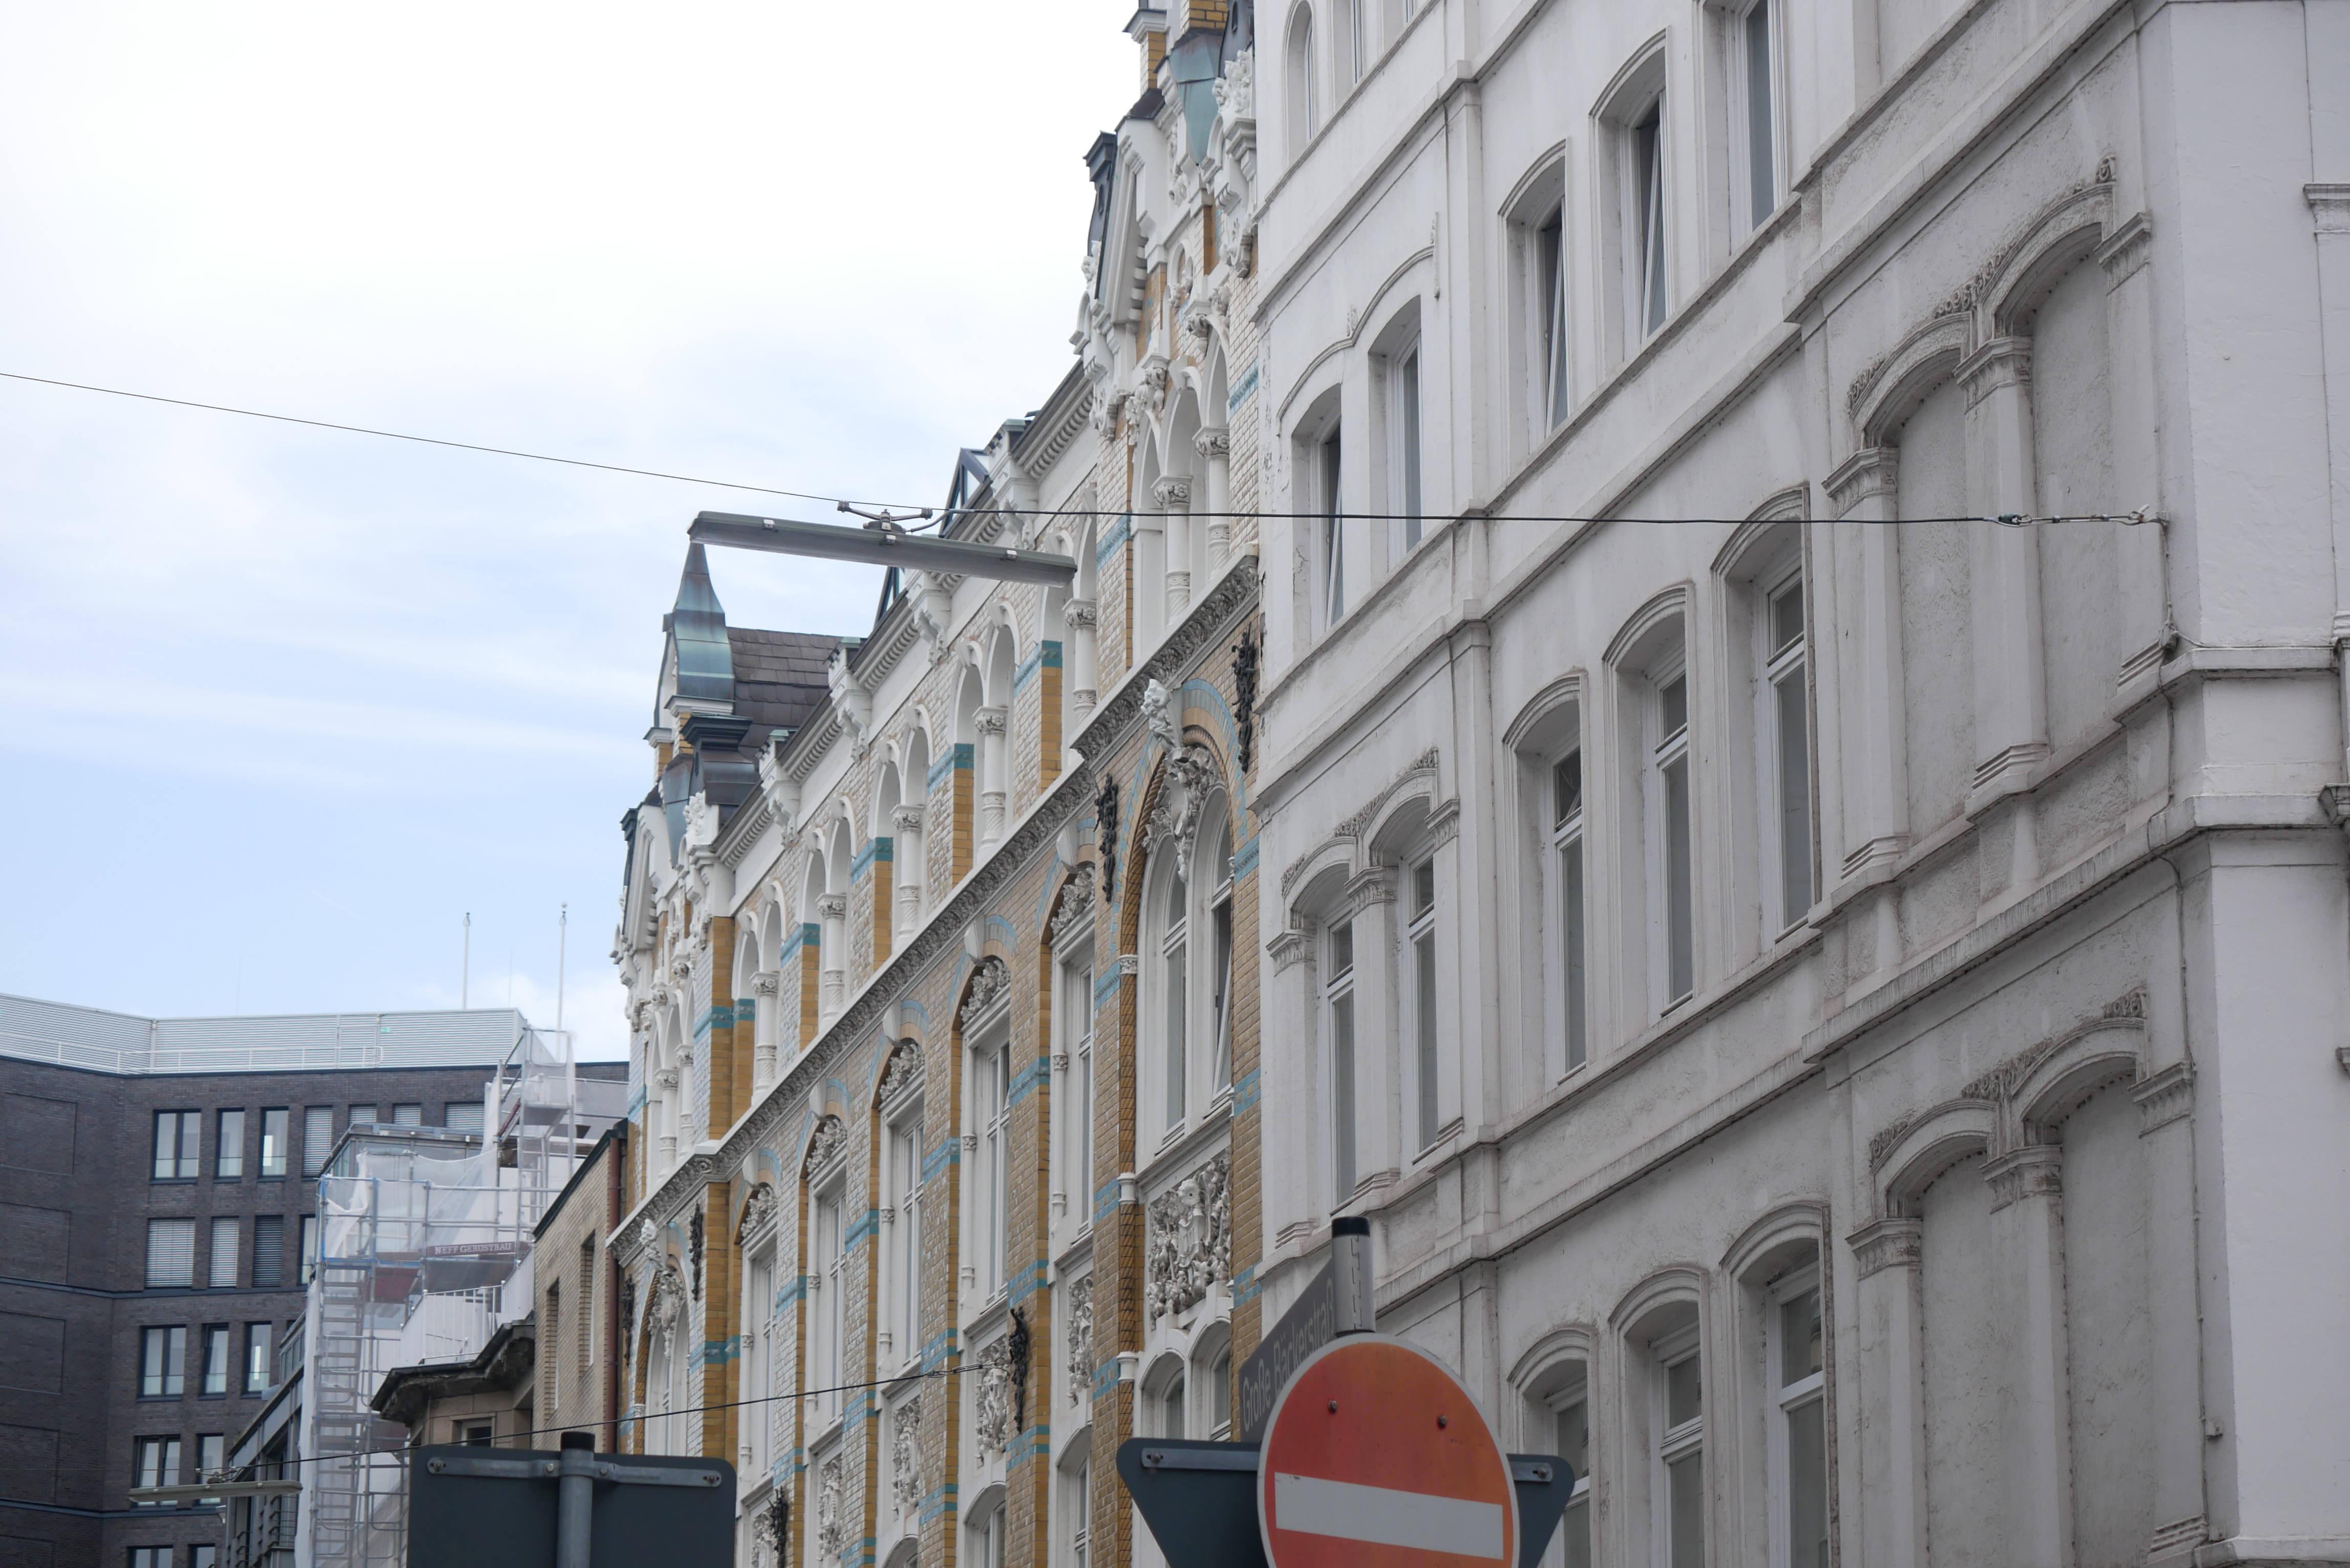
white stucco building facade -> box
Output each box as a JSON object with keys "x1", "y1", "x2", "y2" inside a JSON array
[{"x1": 1239, "y1": 4, "x2": 2350, "y2": 1568}]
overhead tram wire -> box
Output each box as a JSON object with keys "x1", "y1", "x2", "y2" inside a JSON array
[{"x1": 0, "y1": 369, "x2": 2152, "y2": 529}]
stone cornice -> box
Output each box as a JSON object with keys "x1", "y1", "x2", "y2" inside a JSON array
[{"x1": 1072, "y1": 556, "x2": 1259, "y2": 763}]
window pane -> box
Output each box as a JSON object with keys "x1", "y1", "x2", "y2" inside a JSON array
[
  {"x1": 147, "y1": 1219, "x2": 195, "y2": 1288},
  {"x1": 216, "y1": 1110, "x2": 245, "y2": 1179},
  {"x1": 1165, "y1": 939, "x2": 1187, "y2": 1130},
  {"x1": 1555, "y1": 1396, "x2": 1589, "y2": 1487},
  {"x1": 1164, "y1": 1375, "x2": 1186, "y2": 1440},
  {"x1": 1780, "y1": 1287, "x2": 1822, "y2": 1385},
  {"x1": 1745, "y1": 0, "x2": 1775, "y2": 227},
  {"x1": 1401, "y1": 351, "x2": 1423, "y2": 542},
  {"x1": 253, "y1": 1217, "x2": 284, "y2": 1289},
  {"x1": 1562, "y1": 1497, "x2": 1592, "y2": 1568},
  {"x1": 1210, "y1": 1350, "x2": 1232, "y2": 1432},
  {"x1": 259, "y1": 1110, "x2": 288, "y2": 1178},
  {"x1": 1322, "y1": 432, "x2": 1345, "y2": 624},
  {"x1": 444, "y1": 1102, "x2": 485, "y2": 1135},
  {"x1": 1416, "y1": 930, "x2": 1439, "y2": 1149},
  {"x1": 302, "y1": 1108, "x2": 334, "y2": 1178},
  {"x1": 1660, "y1": 674, "x2": 1688, "y2": 739},
  {"x1": 245, "y1": 1322, "x2": 273, "y2": 1393},
  {"x1": 1637, "y1": 104, "x2": 1668, "y2": 335},
  {"x1": 300, "y1": 1216, "x2": 318, "y2": 1285},
  {"x1": 1553, "y1": 750, "x2": 1582, "y2": 826},
  {"x1": 1666, "y1": 1353, "x2": 1702, "y2": 1428},
  {"x1": 1211, "y1": 906, "x2": 1234, "y2": 1092},
  {"x1": 209, "y1": 1217, "x2": 240, "y2": 1289},
  {"x1": 1664, "y1": 754, "x2": 1694, "y2": 1000},
  {"x1": 1331, "y1": 920, "x2": 1354, "y2": 976},
  {"x1": 1776, "y1": 670, "x2": 1812, "y2": 925},
  {"x1": 1770, "y1": 576, "x2": 1804, "y2": 655},
  {"x1": 1411, "y1": 860, "x2": 1435, "y2": 918},
  {"x1": 1787, "y1": 1392, "x2": 1827, "y2": 1568},
  {"x1": 1562, "y1": 839, "x2": 1587, "y2": 1069},
  {"x1": 1667, "y1": 1451, "x2": 1705, "y2": 1568},
  {"x1": 203, "y1": 1325, "x2": 230, "y2": 1395},
  {"x1": 1333, "y1": 993, "x2": 1357, "y2": 1200}
]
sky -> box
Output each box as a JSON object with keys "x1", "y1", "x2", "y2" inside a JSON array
[{"x1": 0, "y1": 2, "x2": 1136, "y2": 1059}]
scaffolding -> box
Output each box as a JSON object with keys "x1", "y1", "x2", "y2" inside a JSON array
[{"x1": 302, "y1": 1025, "x2": 597, "y2": 1568}]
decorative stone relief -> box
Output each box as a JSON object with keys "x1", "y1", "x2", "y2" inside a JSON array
[
  {"x1": 1145, "y1": 1151, "x2": 1232, "y2": 1320},
  {"x1": 803, "y1": 1113, "x2": 845, "y2": 1179},
  {"x1": 891, "y1": 805, "x2": 926, "y2": 838},
  {"x1": 688, "y1": 1208, "x2": 706, "y2": 1300},
  {"x1": 973, "y1": 1334, "x2": 1015, "y2": 1454},
  {"x1": 891, "y1": 1396, "x2": 924, "y2": 1515},
  {"x1": 1147, "y1": 744, "x2": 1221, "y2": 884},
  {"x1": 1065, "y1": 1288, "x2": 1093, "y2": 1405},
  {"x1": 879, "y1": 1039, "x2": 925, "y2": 1104},
  {"x1": 1094, "y1": 778, "x2": 1122, "y2": 900},
  {"x1": 816, "y1": 1453, "x2": 844, "y2": 1560},
  {"x1": 1049, "y1": 864, "x2": 1098, "y2": 952},
  {"x1": 1142, "y1": 679, "x2": 1179, "y2": 753},
  {"x1": 1231, "y1": 629, "x2": 1259, "y2": 773},
  {"x1": 961, "y1": 957, "x2": 1010, "y2": 1030},
  {"x1": 752, "y1": 969, "x2": 781, "y2": 998},
  {"x1": 737, "y1": 1183, "x2": 777, "y2": 1244},
  {"x1": 647, "y1": 1260, "x2": 685, "y2": 1345}
]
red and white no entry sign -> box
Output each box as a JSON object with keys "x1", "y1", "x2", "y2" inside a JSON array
[{"x1": 1257, "y1": 1335, "x2": 1519, "y2": 1568}]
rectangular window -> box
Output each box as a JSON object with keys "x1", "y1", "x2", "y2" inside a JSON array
[
  {"x1": 1767, "y1": 573, "x2": 1813, "y2": 929},
  {"x1": 153, "y1": 1112, "x2": 200, "y2": 1180},
  {"x1": 1396, "y1": 345, "x2": 1424, "y2": 546},
  {"x1": 390, "y1": 1103, "x2": 422, "y2": 1126},
  {"x1": 299, "y1": 1216, "x2": 318, "y2": 1285},
  {"x1": 1326, "y1": 921, "x2": 1357, "y2": 1203},
  {"x1": 578, "y1": 1240, "x2": 597, "y2": 1379},
  {"x1": 1774, "y1": 1275, "x2": 1827, "y2": 1568},
  {"x1": 201, "y1": 1325, "x2": 231, "y2": 1396},
  {"x1": 195, "y1": 1433, "x2": 224, "y2": 1499},
  {"x1": 1071, "y1": 963, "x2": 1095, "y2": 1226},
  {"x1": 208, "y1": 1217, "x2": 240, "y2": 1289},
  {"x1": 1739, "y1": 0, "x2": 1778, "y2": 230},
  {"x1": 1209, "y1": 895, "x2": 1234, "y2": 1095},
  {"x1": 131, "y1": 1549, "x2": 172, "y2": 1568},
  {"x1": 444, "y1": 1102, "x2": 485, "y2": 1135},
  {"x1": 349, "y1": 1103, "x2": 376, "y2": 1127},
  {"x1": 1658, "y1": 1338, "x2": 1704, "y2": 1568},
  {"x1": 147, "y1": 1219, "x2": 195, "y2": 1288},
  {"x1": 301, "y1": 1108, "x2": 334, "y2": 1178},
  {"x1": 458, "y1": 1420, "x2": 494, "y2": 1447},
  {"x1": 258, "y1": 1109, "x2": 288, "y2": 1179},
  {"x1": 193, "y1": 1547, "x2": 218, "y2": 1568},
  {"x1": 1162, "y1": 868, "x2": 1189, "y2": 1134},
  {"x1": 545, "y1": 1281, "x2": 562, "y2": 1413},
  {"x1": 893, "y1": 1116, "x2": 926, "y2": 1355},
  {"x1": 1320, "y1": 429, "x2": 1345, "y2": 627},
  {"x1": 815, "y1": 1191, "x2": 845, "y2": 1413},
  {"x1": 746, "y1": 1252, "x2": 772, "y2": 1471},
  {"x1": 1553, "y1": 749, "x2": 1589, "y2": 1071},
  {"x1": 215, "y1": 1109, "x2": 245, "y2": 1179},
  {"x1": 1538, "y1": 211, "x2": 1570, "y2": 428},
  {"x1": 1408, "y1": 859, "x2": 1439, "y2": 1150},
  {"x1": 1556, "y1": 1390, "x2": 1593, "y2": 1568},
  {"x1": 1633, "y1": 100, "x2": 1668, "y2": 337},
  {"x1": 133, "y1": 1435, "x2": 182, "y2": 1496},
  {"x1": 1069, "y1": 1455, "x2": 1091, "y2": 1568},
  {"x1": 983, "y1": 1041, "x2": 1012, "y2": 1293},
  {"x1": 139, "y1": 1324, "x2": 187, "y2": 1397},
  {"x1": 243, "y1": 1322, "x2": 273, "y2": 1395},
  {"x1": 251, "y1": 1217, "x2": 284, "y2": 1289},
  {"x1": 1656, "y1": 671, "x2": 1695, "y2": 1005}
]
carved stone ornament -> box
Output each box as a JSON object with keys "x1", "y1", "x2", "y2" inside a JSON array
[
  {"x1": 1094, "y1": 777, "x2": 1122, "y2": 901},
  {"x1": 891, "y1": 1396, "x2": 924, "y2": 1515},
  {"x1": 1049, "y1": 863, "x2": 1098, "y2": 953},
  {"x1": 1232, "y1": 628, "x2": 1260, "y2": 773},
  {"x1": 891, "y1": 804, "x2": 926, "y2": 837},
  {"x1": 647, "y1": 1260, "x2": 685, "y2": 1346},
  {"x1": 1152, "y1": 474, "x2": 1194, "y2": 509},
  {"x1": 1148, "y1": 745, "x2": 1222, "y2": 885},
  {"x1": 879, "y1": 1039, "x2": 925, "y2": 1104},
  {"x1": 973, "y1": 1334, "x2": 1016, "y2": 1454},
  {"x1": 961, "y1": 957, "x2": 1010, "y2": 1030},
  {"x1": 1144, "y1": 1150, "x2": 1232, "y2": 1321},
  {"x1": 816, "y1": 1453, "x2": 845, "y2": 1559},
  {"x1": 737, "y1": 1182, "x2": 778, "y2": 1243},
  {"x1": 815, "y1": 892, "x2": 848, "y2": 922},
  {"x1": 752, "y1": 969, "x2": 781, "y2": 998},
  {"x1": 1065, "y1": 1287, "x2": 1094, "y2": 1405},
  {"x1": 974, "y1": 706, "x2": 1008, "y2": 739},
  {"x1": 619, "y1": 1272, "x2": 638, "y2": 1362},
  {"x1": 688, "y1": 1207, "x2": 706, "y2": 1300},
  {"x1": 1141, "y1": 678, "x2": 1179, "y2": 754},
  {"x1": 803, "y1": 1113, "x2": 846, "y2": 1179},
  {"x1": 1138, "y1": 355, "x2": 1170, "y2": 414}
]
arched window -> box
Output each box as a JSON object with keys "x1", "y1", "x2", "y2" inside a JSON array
[
  {"x1": 1286, "y1": 6, "x2": 1319, "y2": 156},
  {"x1": 1152, "y1": 849, "x2": 1190, "y2": 1136},
  {"x1": 1206, "y1": 808, "x2": 1235, "y2": 1094}
]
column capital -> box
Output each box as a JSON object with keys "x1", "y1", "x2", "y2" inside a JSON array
[
  {"x1": 1847, "y1": 1216, "x2": 1924, "y2": 1277},
  {"x1": 974, "y1": 705, "x2": 1008, "y2": 737},
  {"x1": 890, "y1": 805, "x2": 926, "y2": 836},
  {"x1": 1984, "y1": 1142, "x2": 2063, "y2": 1210},
  {"x1": 815, "y1": 892, "x2": 847, "y2": 921},
  {"x1": 1957, "y1": 335, "x2": 2033, "y2": 399},
  {"x1": 1152, "y1": 474, "x2": 1194, "y2": 509},
  {"x1": 1192, "y1": 426, "x2": 1231, "y2": 459},
  {"x1": 1065, "y1": 599, "x2": 1099, "y2": 630},
  {"x1": 1825, "y1": 446, "x2": 1898, "y2": 516}
]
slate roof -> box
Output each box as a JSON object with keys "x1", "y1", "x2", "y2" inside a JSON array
[{"x1": 728, "y1": 627, "x2": 839, "y2": 745}]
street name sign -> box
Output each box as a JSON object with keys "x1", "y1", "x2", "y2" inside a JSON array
[{"x1": 1257, "y1": 1335, "x2": 1519, "y2": 1568}]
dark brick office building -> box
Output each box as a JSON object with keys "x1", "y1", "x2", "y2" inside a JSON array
[{"x1": 0, "y1": 994, "x2": 547, "y2": 1568}]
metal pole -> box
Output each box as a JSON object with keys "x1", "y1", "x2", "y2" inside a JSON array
[
  {"x1": 462, "y1": 912, "x2": 471, "y2": 1009},
  {"x1": 556, "y1": 903, "x2": 568, "y2": 1034},
  {"x1": 556, "y1": 1431, "x2": 595, "y2": 1568},
  {"x1": 1332, "y1": 1216, "x2": 1374, "y2": 1334}
]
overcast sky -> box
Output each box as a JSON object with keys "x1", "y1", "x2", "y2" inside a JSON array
[{"x1": 0, "y1": 2, "x2": 1134, "y2": 1058}]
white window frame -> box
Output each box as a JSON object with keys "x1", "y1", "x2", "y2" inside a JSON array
[
  {"x1": 1345, "y1": 0, "x2": 1368, "y2": 83},
  {"x1": 1543, "y1": 1374, "x2": 1594, "y2": 1568},
  {"x1": 1405, "y1": 856, "x2": 1441, "y2": 1152},
  {"x1": 813, "y1": 1180, "x2": 848, "y2": 1424},
  {"x1": 888, "y1": 1101, "x2": 927, "y2": 1364},
  {"x1": 1767, "y1": 1267, "x2": 1827, "y2": 1568},
  {"x1": 1064, "y1": 1447, "x2": 1092, "y2": 1568},
  {"x1": 1063, "y1": 957, "x2": 1096, "y2": 1230},
  {"x1": 976, "y1": 1037, "x2": 1012, "y2": 1299},
  {"x1": 1652, "y1": 1325, "x2": 1705, "y2": 1568},
  {"x1": 1324, "y1": 919, "x2": 1358, "y2": 1204},
  {"x1": 1536, "y1": 208, "x2": 1571, "y2": 430},
  {"x1": 1730, "y1": 0, "x2": 1782, "y2": 234},
  {"x1": 1551, "y1": 745, "x2": 1589, "y2": 1073},
  {"x1": 1208, "y1": 822, "x2": 1236, "y2": 1099},
  {"x1": 744, "y1": 1245, "x2": 775, "y2": 1474},
  {"x1": 1319, "y1": 426, "x2": 1346, "y2": 628},
  {"x1": 1623, "y1": 93, "x2": 1669, "y2": 340},
  {"x1": 1392, "y1": 340, "x2": 1425, "y2": 549},
  {"x1": 1760, "y1": 566, "x2": 1813, "y2": 932},
  {"x1": 1648, "y1": 654, "x2": 1696, "y2": 1010},
  {"x1": 1157, "y1": 856, "x2": 1191, "y2": 1140}
]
